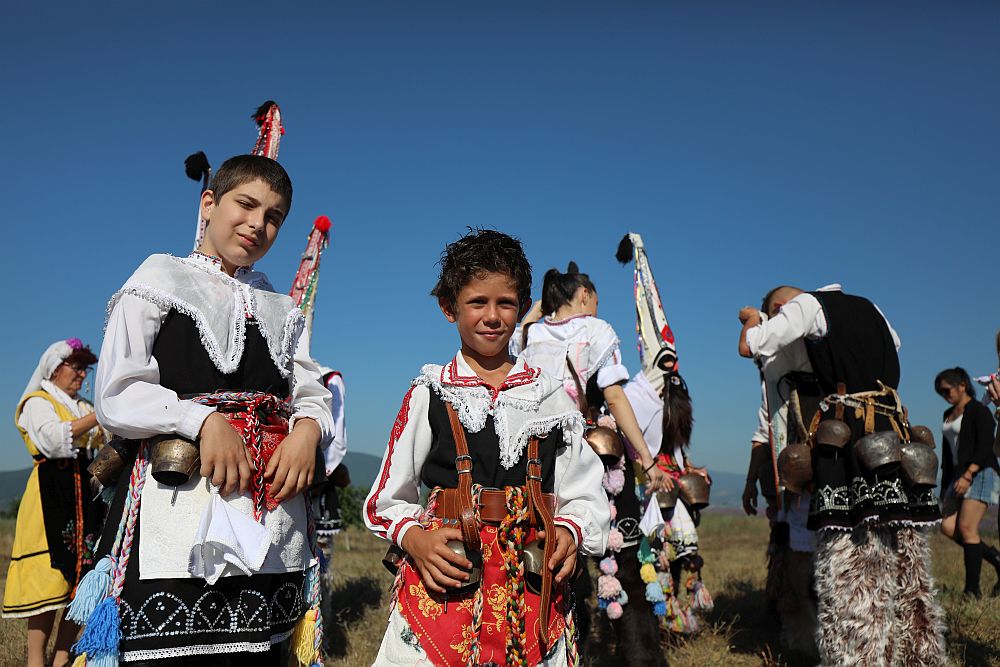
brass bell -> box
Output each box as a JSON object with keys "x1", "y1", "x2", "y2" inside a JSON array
[
  {"x1": 87, "y1": 438, "x2": 128, "y2": 488},
  {"x1": 815, "y1": 420, "x2": 851, "y2": 449},
  {"x1": 855, "y1": 431, "x2": 902, "y2": 473},
  {"x1": 656, "y1": 485, "x2": 680, "y2": 521},
  {"x1": 778, "y1": 443, "x2": 813, "y2": 494},
  {"x1": 521, "y1": 539, "x2": 546, "y2": 595},
  {"x1": 909, "y1": 425, "x2": 935, "y2": 448},
  {"x1": 677, "y1": 473, "x2": 710, "y2": 510},
  {"x1": 445, "y1": 540, "x2": 482, "y2": 592},
  {"x1": 899, "y1": 440, "x2": 939, "y2": 489},
  {"x1": 150, "y1": 435, "x2": 200, "y2": 486},
  {"x1": 585, "y1": 425, "x2": 625, "y2": 466}
]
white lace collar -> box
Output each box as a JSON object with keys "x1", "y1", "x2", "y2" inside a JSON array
[
  {"x1": 108, "y1": 254, "x2": 303, "y2": 378},
  {"x1": 39, "y1": 379, "x2": 85, "y2": 419},
  {"x1": 415, "y1": 351, "x2": 583, "y2": 469}
]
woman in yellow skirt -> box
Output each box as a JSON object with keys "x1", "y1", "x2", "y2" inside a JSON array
[{"x1": 4, "y1": 339, "x2": 106, "y2": 667}]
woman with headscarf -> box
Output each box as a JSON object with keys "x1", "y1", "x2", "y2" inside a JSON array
[{"x1": 3, "y1": 339, "x2": 106, "y2": 667}]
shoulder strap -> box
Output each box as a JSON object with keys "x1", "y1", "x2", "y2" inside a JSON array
[
  {"x1": 445, "y1": 402, "x2": 481, "y2": 554},
  {"x1": 526, "y1": 436, "x2": 556, "y2": 645},
  {"x1": 565, "y1": 355, "x2": 591, "y2": 418}
]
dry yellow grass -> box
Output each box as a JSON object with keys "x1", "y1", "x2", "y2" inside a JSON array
[{"x1": 2, "y1": 514, "x2": 1000, "y2": 665}]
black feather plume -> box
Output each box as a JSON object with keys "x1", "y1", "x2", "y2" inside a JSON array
[
  {"x1": 184, "y1": 151, "x2": 211, "y2": 182},
  {"x1": 566, "y1": 261, "x2": 579, "y2": 274},
  {"x1": 252, "y1": 100, "x2": 278, "y2": 125},
  {"x1": 615, "y1": 233, "x2": 634, "y2": 264}
]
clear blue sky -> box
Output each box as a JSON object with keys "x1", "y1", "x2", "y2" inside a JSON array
[{"x1": 2, "y1": 2, "x2": 998, "y2": 474}]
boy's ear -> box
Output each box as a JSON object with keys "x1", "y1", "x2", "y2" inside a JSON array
[
  {"x1": 438, "y1": 296, "x2": 458, "y2": 323},
  {"x1": 518, "y1": 297, "x2": 533, "y2": 321},
  {"x1": 200, "y1": 189, "x2": 216, "y2": 221}
]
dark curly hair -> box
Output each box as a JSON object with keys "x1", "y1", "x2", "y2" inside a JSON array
[
  {"x1": 64, "y1": 346, "x2": 98, "y2": 369},
  {"x1": 431, "y1": 228, "x2": 532, "y2": 308}
]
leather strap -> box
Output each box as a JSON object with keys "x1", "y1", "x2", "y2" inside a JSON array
[
  {"x1": 565, "y1": 356, "x2": 592, "y2": 419},
  {"x1": 445, "y1": 402, "x2": 481, "y2": 554},
  {"x1": 526, "y1": 436, "x2": 556, "y2": 647},
  {"x1": 438, "y1": 488, "x2": 553, "y2": 525}
]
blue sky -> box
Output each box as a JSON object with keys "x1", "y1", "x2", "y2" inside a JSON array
[{"x1": 2, "y1": 2, "x2": 998, "y2": 474}]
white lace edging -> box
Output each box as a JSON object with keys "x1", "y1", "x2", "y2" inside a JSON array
[
  {"x1": 107, "y1": 284, "x2": 301, "y2": 379},
  {"x1": 506, "y1": 410, "x2": 585, "y2": 469},
  {"x1": 120, "y1": 628, "x2": 294, "y2": 661}
]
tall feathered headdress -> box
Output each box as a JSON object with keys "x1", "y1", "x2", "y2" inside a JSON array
[
  {"x1": 616, "y1": 233, "x2": 678, "y2": 380},
  {"x1": 185, "y1": 100, "x2": 286, "y2": 250},
  {"x1": 289, "y1": 215, "x2": 333, "y2": 336}
]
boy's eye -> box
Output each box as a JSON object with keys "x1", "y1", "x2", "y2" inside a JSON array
[{"x1": 238, "y1": 200, "x2": 254, "y2": 209}]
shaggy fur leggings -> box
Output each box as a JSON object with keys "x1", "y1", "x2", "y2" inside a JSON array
[{"x1": 814, "y1": 526, "x2": 946, "y2": 667}]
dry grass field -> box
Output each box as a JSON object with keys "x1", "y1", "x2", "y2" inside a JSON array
[{"x1": 3, "y1": 513, "x2": 1000, "y2": 666}]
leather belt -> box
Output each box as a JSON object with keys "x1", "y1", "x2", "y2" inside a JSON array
[{"x1": 437, "y1": 487, "x2": 555, "y2": 525}]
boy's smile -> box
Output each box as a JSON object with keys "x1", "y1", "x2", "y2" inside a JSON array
[
  {"x1": 198, "y1": 178, "x2": 288, "y2": 276},
  {"x1": 440, "y1": 271, "x2": 529, "y2": 384}
]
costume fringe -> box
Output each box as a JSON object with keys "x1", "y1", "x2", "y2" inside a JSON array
[{"x1": 893, "y1": 527, "x2": 947, "y2": 666}]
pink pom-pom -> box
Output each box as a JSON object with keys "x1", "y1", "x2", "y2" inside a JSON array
[
  {"x1": 603, "y1": 468, "x2": 625, "y2": 495},
  {"x1": 609, "y1": 504, "x2": 617, "y2": 521},
  {"x1": 607, "y1": 601, "x2": 623, "y2": 619},
  {"x1": 599, "y1": 557, "x2": 618, "y2": 575},
  {"x1": 597, "y1": 415, "x2": 618, "y2": 431},
  {"x1": 313, "y1": 215, "x2": 332, "y2": 232},
  {"x1": 597, "y1": 574, "x2": 622, "y2": 599},
  {"x1": 608, "y1": 528, "x2": 624, "y2": 552},
  {"x1": 66, "y1": 338, "x2": 83, "y2": 350}
]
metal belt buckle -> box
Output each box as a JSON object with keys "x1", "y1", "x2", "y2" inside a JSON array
[
  {"x1": 455, "y1": 453, "x2": 473, "y2": 474},
  {"x1": 526, "y1": 457, "x2": 543, "y2": 481},
  {"x1": 477, "y1": 486, "x2": 500, "y2": 506}
]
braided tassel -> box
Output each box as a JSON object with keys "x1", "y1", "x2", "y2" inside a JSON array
[
  {"x1": 66, "y1": 556, "x2": 113, "y2": 623},
  {"x1": 500, "y1": 487, "x2": 528, "y2": 666}
]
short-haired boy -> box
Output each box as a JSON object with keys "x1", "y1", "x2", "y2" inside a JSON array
[
  {"x1": 86, "y1": 155, "x2": 334, "y2": 663},
  {"x1": 365, "y1": 229, "x2": 610, "y2": 666}
]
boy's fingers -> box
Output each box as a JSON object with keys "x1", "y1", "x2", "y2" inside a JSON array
[
  {"x1": 435, "y1": 543, "x2": 472, "y2": 570},
  {"x1": 555, "y1": 554, "x2": 576, "y2": 583},
  {"x1": 264, "y1": 448, "x2": 281, "y2": 479},
  {"x1": 211, "y1": 464, "x2": 225, "y2": 490},
  {"x1": 432, "y1": 557, "x2": 470, "y2": 582},
  {"x1": 238, "y1": 459, "x2": 253, "y2": 494}
]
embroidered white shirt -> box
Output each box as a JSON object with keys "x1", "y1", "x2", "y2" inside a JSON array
[
  {"x1": 17, "y1": 380, "x2": 94, "y2": 459},
  {"x1": 364, "y1": 351, "x2": 610, "y2": 556}
]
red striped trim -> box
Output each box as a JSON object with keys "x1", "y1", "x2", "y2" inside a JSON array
[
  {"x1": 555, "y1": 517, "x2": 583, "y2": 545},
  {"x1": 391, "y1": 517, "x2": 417, "y2": 545},
  {"x1": 441, "y1": 356, "x2": 541, "y2": 400},
  {"x1": 366, "y1": 386, "x2": 416, "y2": 534}
]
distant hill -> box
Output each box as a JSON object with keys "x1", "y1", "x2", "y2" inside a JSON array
[{"x1": 341, "y1": 450, "x2": 383, "y2": 489}]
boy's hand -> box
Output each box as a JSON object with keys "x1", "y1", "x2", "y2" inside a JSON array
[
  {"x1": 400, "y1": 526, "x2": 472, "y2": 594},
  {"x1": 265, "y1": 418, "x2": 320, "y2": 502},
  {"x1": 199, "y1": 412, "x2": 255, "y2": 497},
  {"x1": 739, "y1": 307, "x2": 761, "y2": 326},
  {"x1": 537, "y1": 526, "x2": 577, "y2": 585},
  {"x1": 645, "y1": 464, "x2": 674, "y2": 493}
]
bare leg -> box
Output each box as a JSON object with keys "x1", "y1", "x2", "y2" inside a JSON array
[
  {"x1": 52, "y1": 612, "x2": 81, "y2": 667},
  {"x1": 26, "y1": 610, "x2": 56, "y2": 667}
]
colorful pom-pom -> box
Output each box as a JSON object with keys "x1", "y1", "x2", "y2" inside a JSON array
[
  {"x1": 658, "y1": 572, "x2": 674, "y2": 595},
  {"x1": 66, "y1": 556, "x2": 113, "y2": 623},
  {"x1": 597, "y1": 597, "x2": 609, "y2": 610},
  {"x1": 606, "y1": 601, "x2": 623, "y2": 619},
  {"x1": 313, "y1": 215, "x2": 332, "y2": 233},
  {"x1": 645, "y1": 581, "x2": 666, "y2": 603},
  {"x1": 640, "y1": 562, "x2": 658, "y2": 584},
  {"x1": 597, "y1": 575, "x2": 622, "y2": 599},
  {"x1": 691, "y1": 580, "x2": 714, "y2": 612},
  {"x1": 597, "y1": 415, "x2": 618, "y2": 431},
  {"x1": 599, "y1": 557, "x2": 618, "y2": 576},
  {"x1": 609, "y1": 504, "x2": 617, "y2": 521},
  {"x1": 603, "y1": 468, "x2": 625, "y2": 495},
  {"x1": 72, "y1": 597, "x2": 120, "y2": 658},
  {"x1": 607, "y1": 528, "x2": 624, "y2": 552},
  {"x1": 66, "y1": 337, "x2": 83, "y2": 350},
  {"x1": 616, "y1": 589, "x2": 629, "y2": 606},
  {"x1": 653, "y1": 601, "x2": 667, "y2": 616}
]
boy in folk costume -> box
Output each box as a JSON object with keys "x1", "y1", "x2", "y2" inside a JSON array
[
  {"x1": 74, "y1": 153, "x2": 334, "y2": 665},
  {"x1": 738, "y1": 284, "x2": 945, "y2": 667},
  {"x1": 365, "y1": 229, "x2": 610, "y2": 666}
]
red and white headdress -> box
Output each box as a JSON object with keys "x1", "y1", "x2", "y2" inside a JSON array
[{"x1": 289, "y1": 215, "x2": 333, "y2": 336}]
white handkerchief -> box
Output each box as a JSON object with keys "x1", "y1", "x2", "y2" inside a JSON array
[
  {"x1": 639, "y1": 493, "x2": 665, "y2": 538},
  {"x1": 189, "y1": 491, "x2": 270, "y2": 584}
]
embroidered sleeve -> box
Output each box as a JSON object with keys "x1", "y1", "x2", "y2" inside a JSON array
[
  {"x1": 553, "y1": 405, "x2": 611, "y2": 556},
  {"x1": 95, "y1": 294, "x2": 216, "y2": 441},
  {"x1": 364, "y1": 384, "x2": 432, "y2": 547},
  {"x1": 287, "y1": 325, "x2": 334, "y2": 447},
  {"x1": 18, "y1": 398, "x2": 75, "y2": 459},
  {"x1": 590, "y1": 319, "x2": 629, "y2": 389}
]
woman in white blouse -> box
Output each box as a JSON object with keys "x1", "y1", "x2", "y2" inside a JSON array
[{"x1": 4, "y1": 339, "x2": 106, "y2": 667}]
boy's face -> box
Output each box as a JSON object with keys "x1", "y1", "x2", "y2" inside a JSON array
[
  {"x1": 439, "y1": 272, "x2": 528, "y2": 361},
  {"x1": 199, "y1": 178, "x2": 288, "y2": 270}
]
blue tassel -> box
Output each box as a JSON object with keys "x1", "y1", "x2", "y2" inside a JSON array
[
  {"x1": 597, "y1": 598, "x2": 609, "y2": 610},
  {"x1": 653, "y1": 601, "x2": 667, "y2": 616},
  {"x1": 67, "y1": 557, "x2": 114, "y2": 623},
  {"x1": 87, "y1": 653, "x2": 118, "y2": 667},
  {"x1": 645, "y1": 581, "x2": 665, "y2": 603},
  {"x1": 72, "y1": 597, "x2": 121, "y2": 658}
]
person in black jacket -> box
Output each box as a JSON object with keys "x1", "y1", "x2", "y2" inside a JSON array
[{"x1": 936, "y1": 367, "x2": 1000, "y2": 597}]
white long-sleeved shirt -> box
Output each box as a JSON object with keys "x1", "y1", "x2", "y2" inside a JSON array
[
  {"x1": 364, "y1": 352, "x2": 611, "y2": 557},
  {"x1": 323, "y1": 371, "x2": 348, "y2": 475},
  {"x1": 17, "y1": 380, "x2": 93, "y2": 459},
  {"x1": 745, "y1": 284, "x2": 900, "y2": 362},
  {"x1": 511, "y1": 315, "x2": 630, "y2": 392},
  {"x1": 95, "y1": 253, "x2": 334, "y2": 580}
]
